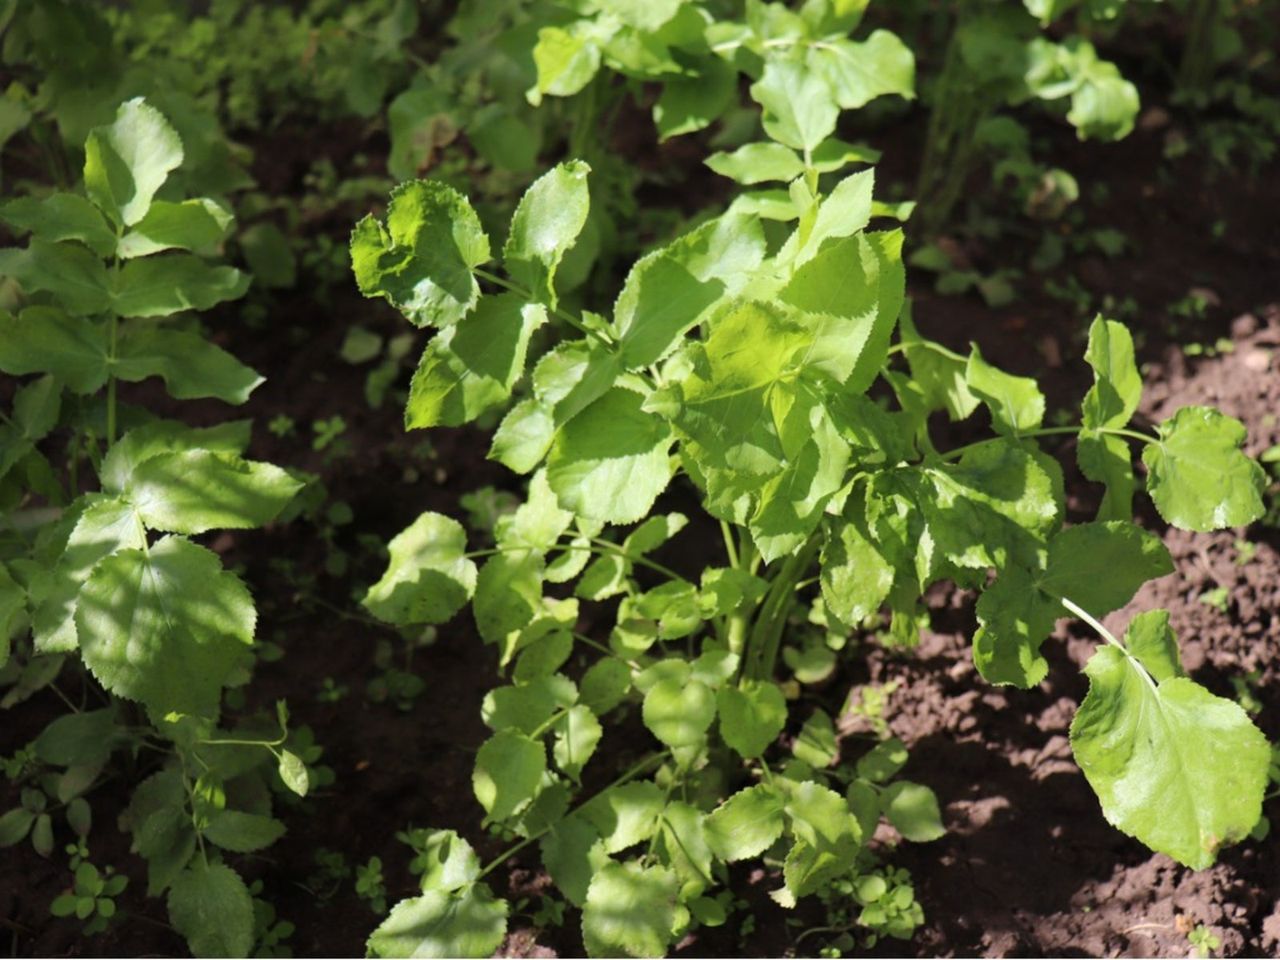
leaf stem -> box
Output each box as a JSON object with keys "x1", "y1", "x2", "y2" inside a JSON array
[
  {"x1": 1060, "y1": 597, "x2": 1126, "y2": 651},
  {"x1": 939, "y1": 424, "x2": 1156, "y2": 462},
  {"x1": 473, "y1": 267, "x2": 612, "y2": 345}
]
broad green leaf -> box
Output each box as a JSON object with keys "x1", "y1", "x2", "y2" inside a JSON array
[
  {"x1": 657, "y1": 802, "x2": 713, "y2": 898},
  {"x1": 793, "y1": 708, "x2": 839, "y2": 768},
  {"x1": 482, "y1": 675, "x2": 576, "y2": 735},
  {"x1": 351, "y1": 180, "x2": 490, "y2": 328},
  {"x1": 1142, "y1": 407, "x2": 1265, "y2": 532},
  {"x1": 415, "y1": 830, "x2": 481, "y2": 894},
  {"x1": 503, "y1": 161, "x2": 590, "y2": 308},
  {"x1": 529, "y1": 25, "x2": 602, "y2": 105},
  {"x1": 614, "y1": 251, "x2": 723, "y2": 368},
  {"x1": 473, "y1": 551, "x2": 542, "y2": 644},
  {"x1": 1040, "y1": 522, "x2": 1172, "y2": 616},
  {"x1": 112, "y1": 254, "x2": 250, "y2": 317},
  {"x1": 1066, "y1": 48, "x2": 1139, "y2": 140},
  {"x1": 1, "y1": 193, "x2": 116, "y2": 257},
  {"x1": 781, "y1": 780, "x2": 862, "y2": 897},
  {"x1": 642, "y1": 676, "x2": 715, "y2": 748},
  {"x1": 0, "y1": 307, "x2": 109, "y2": 393},
  {"x1": 1079, "y1": 429, "x2": 1135, "y2": 522},
  {"x1": 363, "y1": 512, "x2": 477, "y2": 626},
  {"x1": 895, "y1": 308, "x2": 978, "y2": 421},
  {"x1": 820, "y1": 518, "x2": 893, "y2": 627},
  {"x1": 542, "y1": 815, "x2": 609, "y2": 907},
  {"x1": 0, "y1": 808, "x2": 34, "y2": 847},
  {"x1": 554, "y1": 704, "x2": 603, "y2": 781},
  {"x1": 0, "y1": 240, "x2": 111, "y2": 316},
  {"x1": 490, "y1": 399, "x2": 556, "y2": 474},
  {"x1": 705, "y1": 784, "x2": 784, "y2": 862},
  {"x1": 473, "y1": 730, "x2": 545, "y2": 822},
  {"x1": 367, "y1": 886, "x2": 507, "y2": 959},
  {"x1": 1081, "y1": 316, "x2": 1140, "y2": 429},
  {"x1": 807, "y1": 30, "x2": 915, "y2": 109},
  {"x1": 406, "y1": 295, "x2": 547, "y2": 429},
  {"x1": 972, "y1": 566, "x2": 1057, "y2": 687},
  {"x1": 117, "y1": 199, "x2": 232, "y2": 259},
  {"x1": 778, "y1": 169, "x2": 876, "y2": 266},
  {"x1": 579, "y1": 658, "x2": 633, "y2": 716},
  {"x1": 750, "y1": 59, "x2": 839, "y2": 154},
  {"x1": 203, "y1": 810, "x2": 285, "y2": 853},
  {"x1": 582, "y1": 861, "x2": 678, "y2": 959},
  {"x1": 1124, "y1": 610, "x2": 1183, "y2": 683},
  {"x1": 547, "y1": 388, "x2": 674, "y2": 525},
  {"x1": 127, "y1": 451, "x2": 301, "y2": 534},
  {"x1": 278, "y1": 751, "x2": 309, "y2": 797},
  {"x1": 654, "y1": 57, "x2": 736, "y2": 140},
  {"x1": 167, "y1": 860, "x2": 254, "y2": 959},
  {"x1": 966, "y1": 346, "x2": 1045, "y2": 436},
  {"x1": 100, "y1": 420, "x2": 251, "y2": 493},
  {"x1": 33, "y1": 708, "x2": 120, "y2": 766},
  {"x1": 717, "y1": 681, "x2": 786, "y2": 759},
  {"x1": 32, "y1": 495, "x2": 147, "y2": 654},
  {"x1": 115, "y1": 326, "x2": 263, "y2": 404},
  {"x1": 1070, "y1": 640, "x2": 1270, "y2": 868},
  {"x1": 882, "y1": 782, "x2": 945, "y2": 842},
  {"x1": 706, "y1": 143, "x2": 805, "y2": 185},
  {"x1": 581, "y1": 781, "x2": 664, "y2": 854},
  {"x1": 85, "y1": 98, "x2": 183, "y2": 227},
  {"x1": 76, "y1": 536, "x2": 254, "y2": 718},
  {"x1": 514, "y1": 630, "x2": 574, "y2": 682},
  {"x1": 856, "y1": 737, "x2": 908, "y2": 783}
]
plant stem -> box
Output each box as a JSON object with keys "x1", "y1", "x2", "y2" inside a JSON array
[
  {"x1": 106, "y1": 314, "x2": 119, "y2": 447},
  {"x1": 473, "y1": 267, "x2": 612, "y2": 346},
  {"x1": 744, "y1": 536, "x2": 819, "y2": 681},
  {"x1": 938, "y1": 424, "x2": 1156, "y2": 462}
]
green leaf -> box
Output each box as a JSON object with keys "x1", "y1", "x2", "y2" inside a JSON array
[
  {"x1": 547, "y1": 388, "x2": 674, "y2": 525},
  {"x1": 856, "y1": 737, "x2": 908, "y2": 783},
  {"x1": 117, "y1": 199, "x2": 232, "y2": 259},
  {"x1": 112, "y1": 254, "x2": 250, "y2": 317},
  {"x1": 116, "y1": 325, "x2": 263, "y2": 403},
  {"x1": 542, "y1": 816, "x2": 609, "y2": 907},
  {"x1": 882, "y1": 782, "x2": 945, "y2": 842},
  {"x1": 582, "y1": 861, "x2": 678, "y2": 959},
  {"x1": 614, "y1": 252, "x2": 724, "y2": 369},
  {"x1": 1081, "y1": 317, "x2": 1140, "y2": 429},
  {"x1": 781, "y1": 780, "x2": 862, "y2": 897},
  {"x1": 966, "y1": 345, "x2": 1045, "y2": 436},
  {"x1": 167, "y1": 860, "x2": 254, "y2": 958},
  {"x1": 806, "y1": 29, "x2": 915, "y2": 109},
  {"x1": 278, "y1": 750, "x2": 310, "y2": 797},
  {"x1": 482, "y1": 675, "x2": 576, "y2": 735},
  {"x1": 1070, "y1": 638, "x2": 1270, "y2": 869},
  {"x1": 579, "y1": 658, "x2": 633, "y2": 716},
  {"x1": 34, "y1": 708, "x2": 120, "y2": 766},
  {"x1": 85, "y1": 98, "x2": 183, "y2": 227},
  {"x1": 99, "y1": 420, "x2": 251, "y2": 493},
  {"x1": 0, "y1": 240, "x2": 111, "y2": 316},
  {"x1": 0, "y1": 307, "x2": 109, "y2": 394},
  {"x1": 972, "y1": 566, "x2": 1057, "y2": 687},
  {"x1": 1040, "y1": 522, "x2": 1172, "y2": 616},
  {"x1": 1, "y1": 193, "x2": 116, "y2": 257},
  {"x1": 203, "y1": 810, "x2": 286, "y2": 853},
  {"x1": 820, "y1": 517, "x2": 893, "y2": 627},
  {"x1": 793, "y1": 708, "x2": 839, "y2": 768},
  {"x1": 1142, "y1": 407, "x2": 1265, "y2": 532},
  {"x1": 642, "y1": 676, "x2": 715, "y2": 748},
  {"x1": 473, "y1": 551, "x2": 543, "y2": 644},
  {"x1": 654, "y1": 57, "x2": 736, "y2": 140},
  {"x1": 750, "y1": 60, "x2": 839, "y2": 154},
  {"x1": 127, "y1": 451, "x2": 301, "y2": 534},
  {"x1": 239, "y1": 222, "x2": 297, "y2": 289},
  {"x1": 1123, "y1": 610, "x2": 1183, "y2": 683},
  {"x1": 503, "y1": 161, "x2": 591, "y2": 308},
  {"x1": 0, "y1": 808, "x2": 34, "y2": 847},
  {"x1": 351, "y1": 180, "x2": 490, "y2": 328},
  {"x1": 32, "y1": 495, "x2": 147, "y2": 654},
  {"x1": 705, "y1": 784, "x2": 784, "y2": 862},
  {"x1": 367, "y1": 886, "x2": 507, "y2": 959},
  {"x1": 554, "y1": 704, "x2": 603, "y2": 781},
  {"x1": 76, "y1": 536, "x2": 254, "y2": 718},
  {"x1": 490, "y1": 399, "x2": 557, "y2": 474},
  {"x1": 406, "y1": 295, "x2": 547, "y2": 428},
  {"x1": 364, "y1": 512, "x2": 477, "y2": 626},
  {"x1": 1079, "y1": 429, "x2": 1136, "y2": 522},
  {"x1": 473, "y1": 731, "x2": 545, "y2": 822},
  {"x1": 716, "y1": 681, "x2": 786, "y2": 759},
  {"x1": 415, "y1": 830, "x2": 481, "y2": 894},
  {"x1": 581, "y1": 781, "x2": 664, "y2": 855},
  {"x1": 706, "y1": 143, "x2": 805, "y2": 185},
  {"x1": 529, "y1": 25, "x2": 603, "y2": 105}
]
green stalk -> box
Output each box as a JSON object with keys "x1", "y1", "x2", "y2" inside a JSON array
[{"x1": 744, "y1": 536, "x2": 820, "y2": 682}]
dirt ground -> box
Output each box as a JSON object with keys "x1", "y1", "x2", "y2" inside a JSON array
[{"x1": 3, "y1": 73, "x2": 1279, "y2": 959}]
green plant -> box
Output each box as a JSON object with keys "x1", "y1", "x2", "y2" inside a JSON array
[
  {"x1": 0, "y1": 97, "x2": 308, "y2": 956},
  {"x1": 1188, "y1": 922, "x2": 1222, "y2": 958},
  {"x1": 356, "y1": 856, "x2": 389, "y2": 914},
  {"x1": 914, "y1": 0, "x2": 1141, "y2": 235},
  {"x1": 49, "y1": 861, "x2": 127, "y2": 935},
  {"x1": 349, "y1": 109, "x2": 1270, "y2": 953}
]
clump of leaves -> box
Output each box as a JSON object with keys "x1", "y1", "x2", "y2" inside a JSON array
[
  {"x1": 351, "y1": 93, "x2": 1268, "y2": 954},
  {"x1": 49, "y1": 861, "x2": 127, "y2": 936}
]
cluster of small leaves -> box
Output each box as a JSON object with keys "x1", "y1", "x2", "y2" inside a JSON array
[{"x1": 352, "y1": 94, "x2": 1269, "y2": 954}]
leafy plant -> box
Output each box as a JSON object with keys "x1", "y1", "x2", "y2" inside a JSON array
[
  {"x1": 0, "y1": 97, "x2": 308, "y2": 955},
  {"x1": 49, "y1": 861, "x2": 127, "y2": 936},
  {"x1": 350, "y1": 102, "x2": 1270, "y2": 953}
]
